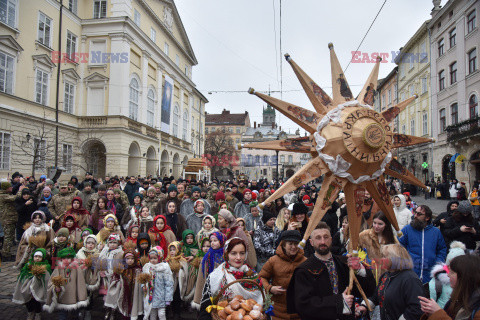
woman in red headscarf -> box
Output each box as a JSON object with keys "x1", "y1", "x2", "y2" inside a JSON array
[
  {"x1": 65, "y1": 197, "x2": 90, "y2": 229},
  {"x1": 148, "y1": 215, "x2": 175, "y2": 252}
]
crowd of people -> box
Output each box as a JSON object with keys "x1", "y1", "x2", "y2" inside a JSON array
[{"x1": 0, "y1": 171, "x2": 479, "y2": 320}]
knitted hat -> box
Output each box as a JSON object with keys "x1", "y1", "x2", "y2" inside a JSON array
[
  {"x1": 243, "y1": 189, "x2": 252, "y2": 195},
  {"x1": 43, "y1": 186, "x2": 51, "y2": 193},
  {"x1": 457, "y1": 200, "x2": 473, "y2": 214},
  {"x1": 46, "y1": 179, "x2": 54, "y2": 185},
  {"x1": 218, "y1": 209, "x2": 235, "y2": 223},
  {"x1": 252, "y1": 192, "x2": 258, "y2": 200},
  {"x1": 292, "y1": 202, "x2": 308, "y2": 216},
  {"x1": 446, "y1": 241, "x2": 466, "y2": 265},
  {"x1": 192, "y1": 186, "x2": 201, "y2": 193},
  {"x1": 302, "y1": 195, "x2": 311, "y2": 202},
  {"x1": 56, "y1": 228, "x2": 69, "y2": 238},
  {"x1": 57, "y1": 247, "x2": 76, "y2": 258},
  {"x1": 168, "y1": 184, "x2": 178, "y2": 193},
  {"x1": 98, "y1": 184, "x2": 107, "y2": 191},
  {"x1": 133, "y1": 192, "x2": 143, "y2": 201},
  {"x1": 81, "y1": 228, "x2": 93, "y2": 237},
  {"x1": 31, "y1": 210, "x2": 46, "y2": 222},
  {"x1": 1, "y1": 181, "x2": 11, "y2": 190},
  {"x1": 215, "y1": 191, "x2": 226, "y2": 201},
  {"x1": 280, "y1": 230, "x2": 302, "y2": 243},
  {"x1": 261, "y1": 207, "x2": 276, "y2": 225},
  {"x1": 34, "y1": 250, "x2": 45, "y2": 258}
]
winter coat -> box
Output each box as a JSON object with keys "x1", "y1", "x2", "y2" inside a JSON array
[
  {"x1": 124, "y1": 181, "x2": 141, "y2": 205},
  {"x1": 180, "y1": 198, "x2": 211, "y2": 219},
  {"x1": 153, "y1": 196, "x2": 181, "y2": 216},
  {"x1": 185, "y1": 212, "x2": 206, "y2": 235},
  {"x1": 421, "y1": 288, "x2": 480, "y2": 320},
  {"x1": 399, "y1": 224, "x2": 447, "y2": 283},
  {"x1": 253, "y1": 225, "x2": 282, "y2": 265},
  {"x1": 443, "y1": 215, "x2": 480, "y2": 250},
  {"x1": 369, "y1": 270, "x2": 425, "y2": 320},
  {"x1": 331, "y1": 229, "x2": 348, "y2": 256},
  {"x1": 433, "y1": 201, "x2": 457, "y2": 236},
  {"x1": 142, "y1": 196, "x2": 158, "y2": 215},
  {"x1": 15, "y1": 224, "x2": 55, "y2": 268},
  {"x1": 0, "y1": 190, "x2": 18, "y2": 223},
  {"x1": 37, "y1": 197, "x2": 54, "y2": 222},
  {"x1": 142, "y1": 262, "x2": 174, "y2": 317},
  {"x1": 234, "y1": 201, "x2": 250, "y2": 220},
  {"x1": 394, "y1": 194, "x2": 413, "y2": 230},
  {"x1": 15, "y1": 196, "x2": 38, "y2": 229},
  {"x1": 47, "y1": 192, "x2": 75, "y2": 219},
  {"x1": 64, "y1": 197, "x2": 90, "y2": 229},
  {"x1": 259, "y1": 245, "x2": 306, "y2": 320},
  {"x1": 105, "y1": 266, "x2": 144, "y2": 318},
  {"x1": 287, "y1": 254, "x2": 376, "y2": 320},
  {"x1": 77, "y1": 189, "x2": 94, "y2": 210},
  {"x1": 428, "y1": 263, "x2": 452, "y2": 309}
]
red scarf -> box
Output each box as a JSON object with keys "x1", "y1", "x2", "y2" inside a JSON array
[{"x1": 150, "y1": 215, "x2": 173, "y2": 233}]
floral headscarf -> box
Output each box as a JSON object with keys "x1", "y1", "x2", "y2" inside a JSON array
[{"x1": 201, "y1": 231, "x2": 226, "y2": 276}]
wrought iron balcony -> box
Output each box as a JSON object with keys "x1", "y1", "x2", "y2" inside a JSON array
[{"x1": 446, "y1": 116, "x2": 480, "y2": 142}]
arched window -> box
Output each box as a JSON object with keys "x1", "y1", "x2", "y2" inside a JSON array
[
  {"x1": 470, "y1": 95, "x2": 478, "y2": 118},
  {"x1": 255, "y1": 155, "x2": 260, "y2": 165},
  {"x1": 183, "y1": 110, "x2": 188, "y2": 140},
  {"x1": 147, "y1": 89, "x2": 155, "y2": 127},
  {"x1": 129, "y1": 78, "x2": 139, "y2": 120},
  {"x1": 173, "y1": 104, "x2": 179, "y2": 137}
]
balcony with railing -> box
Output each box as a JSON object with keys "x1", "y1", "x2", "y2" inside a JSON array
[{"x1": 446, "y1": 116, "x2": 480, "y2": 142}]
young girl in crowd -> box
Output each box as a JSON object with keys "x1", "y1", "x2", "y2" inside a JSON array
[
  {"x1": 142, "y1": 246, "x2": 174, "y2": 320},
  {"x1": 96, "y1": 213, "x2": 124, "y2": 250},
  {"x1": 65, "y1": 197, "x2": 90, "y2": 229},
  {"x1": 182, "y1": 229, "x2": 199, "y2": 302},
  {"x1": 191, "y1": 232, "x2": 226, "y2": 310},
  {"x1": 137, "y1": 232, "x2": 152, "y2": 259},
  {"x1": 166, "y1": 241, "x2": 188, "y2": 317},
  {"x1": 76, "y1": 234, "x2": 100, "y2": 320},
  {"x1": 105, "y1": 249, "x2": 144, "y2": 320},
  {"x1": 138, "y1": 206, "x2": 154, "y2": 233},
  {"x1": 77, "y1": 228, "x2": 94, "y2": 250},
  {"x1": 196, "y1": 215, "x2": 218, "y2": 245},
  {"x1": 125, "y1": 224, "x2": 140, "y2": 248},
  {"x1": 62, "y1": 213, "x2": 82, "y2": 244},
  {"x1": 275, "y1": 207, "x2": 291, "y2": 231},
  {"x1": 149, "y1": 215, "x2": 175, "y2": 251},
  {"x1": 51, "y1": 228, "x2": 73, "y2": 267},
  {"x1": 186, "y1": 200, "x2": 207, "y2": 235},
  {"x1": 44, "y1": 247, "x2": 89, "y2": 318},
  {"x1": 98, "y1": 233, "x2": 124, "y2": 296},
  {"x1": 236, "y1": 217, "x2": 257, "y2": 267},
  {"x1": 15, "y1": 210, "x2": 54, "y2": 269},
  {"x1": 13, "y1": 248, "x2": 52, "y2": 320},
  {"x1": 89, "y1": 196, "x2": 109, "y2": 232},
  {"x1": 122, "y1": 193, "x2": 143, "y2": 229}
]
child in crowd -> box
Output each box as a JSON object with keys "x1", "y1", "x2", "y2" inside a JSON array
[
  {"x1": 89, "y1": 197, "x2": 109, "y2": 232},
  {"x1": 191, "y1": 232, "x2": 226, "y2": 309},
  {"x1": 105, "y1": 249, "x2": 144, "y2": 320},
  {"x1": 65, "y1": 197, "x2": 90, "y2": 229},
  {"x1": 61, "y1": 213, "x2": 82, "y2": 244},
  {"x1": 138, "y1": 206, "x2": 154, "y2": 233},
  {"x1": 96, "y1": 213, "x2": 124, "y2": 250},
  {"x1": 142, "y1": 246, "x2": 174, "y2": 320},
  {"x1": 166, "y1": 241, "x2": 188, "y2": 317},
  {"x1": 15, "y1": 211, "x2": 54, "y2": 269},
  {"x1": 13, "y1": 248, "x2": 52, "y2": 320},
  {"x1": 44, "y1": 247, "x2": 89, "y2": 318},
  {"x1": 122, "y1": 193, "x2": 143, "y2": 229},
  {"x1": 195, "y1": 215, "x2": 218, "y2": 245},
  {"x1": 51, "y1": 228, "x2": 73, "y2": 268},
  {"x1": 137, "y1": 232, "x2": 152, "y2": 258},
  {"x1": 97, "y1": 233, "x2": 124, "y2": 296},
  {"x1": 181, "y1": 229, "x2": 199, "y2": 302},
  {"x1": 76, "y1": 235, "x2": 100, "y2": 320},
  {"x1": 125, "y1": 224, "x2": 140, "y2": 247},
  {"x1": 149, "y1": 215, "x2": 175, "y2": 252}
]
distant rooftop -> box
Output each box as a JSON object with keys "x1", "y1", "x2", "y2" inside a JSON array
[{"x1": 205, "y1": 109, "x2": 249, "y2": 126}]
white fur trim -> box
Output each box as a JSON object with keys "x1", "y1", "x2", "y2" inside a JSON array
[
  {"x1": 399, "y1": 315, "x2": 406, "y2": 320},
  {"x1": 191, "y1": 301, "x2": 200, "y2": 310},
  {"x1": 12, "y1": 298, "x2": 26, "y2": 305},
  {"x1": 450, "y1": 241, "x2": 466, "y2": 250},
  {"x1": 86, "y1": 277, "x2": 101, "y2": 291}
]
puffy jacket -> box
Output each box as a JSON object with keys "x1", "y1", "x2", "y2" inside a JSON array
[
  {"x1": 393, "y1": 194, "x2": 413, "y2": 230},
  {"x1": 399, "y1": 224, "x2": 447, "y2": 283},
  {"x1": 124, "y1": 181, "x2": 141, "y2": 205}
]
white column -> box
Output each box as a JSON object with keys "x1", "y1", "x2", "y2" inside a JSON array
[
  {"x1": 141, "y1": 51, "x2": 149, "y2": 124},
  {"x1": 108, "y1": 34, "x2": 130, "y2": 116},
  {"x1": 180, "y1": 87, "x2": 185, "y2": 140}
]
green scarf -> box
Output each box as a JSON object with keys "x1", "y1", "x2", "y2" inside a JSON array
[
  {"x1": 195, "y1": 238, "x2": 209, "y2": 258},
  {"x1": 18, "y1": 248, "x2": 52, "y2": 281},
  {"x1": 181, "y1": 229, "x2": 198, "y2": 257}
]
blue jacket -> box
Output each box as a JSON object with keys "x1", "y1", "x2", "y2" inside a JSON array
[{"x1": 399, "y1": 224, "x2": 447, "y2": 283}]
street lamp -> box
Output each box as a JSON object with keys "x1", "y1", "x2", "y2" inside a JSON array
[{"x1": 275, "y1": 133, "x2": 280, "y2": 180}]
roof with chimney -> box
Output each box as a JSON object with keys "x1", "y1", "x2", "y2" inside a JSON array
[{"x1": 205, "y1": 109, "x2": 250, "y2": 126}]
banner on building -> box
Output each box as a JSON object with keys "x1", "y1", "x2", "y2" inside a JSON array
[{"x1": 161, "y1": 75, "x2": 173, "y2": 133}]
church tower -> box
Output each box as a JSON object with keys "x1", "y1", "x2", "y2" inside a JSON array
[{"x1": 262, "y1": 104, "x2": 276, "y2": 127}]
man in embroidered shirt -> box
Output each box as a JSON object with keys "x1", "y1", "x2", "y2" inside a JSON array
[{"x1": 287, "y1": 222, "x2": 376, "y2": 320}]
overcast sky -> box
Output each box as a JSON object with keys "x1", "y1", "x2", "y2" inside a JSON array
[{"x1": 175, "y1": 0, "x2": 437, "y2": 134}]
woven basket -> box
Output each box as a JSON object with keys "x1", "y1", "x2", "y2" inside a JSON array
[{"x1": 211, "y1": 279, "x2": 266, "y2": 320}]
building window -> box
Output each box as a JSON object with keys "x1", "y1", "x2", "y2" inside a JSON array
[
  {"x1": 236, "y1": 138, "x2": 240, "y2": 144},
  {"x1": 420, "y1": 41, "x2": 427, "y2": 61},
  {"x1": 164, "y1": 42, "x2": 169, "y2": 55},
  {"x1": 228, "y1": 127, "x2": 233, "y2": 133},
  {"x1": 129, "y1": 78, "x2": 139, "y2": 121},
  {"x1": 62, "y1": 144, "x2": 73, "y2": 173},
  {"x1": 175, "y1": 54, "x2": 180, "y2": 66},
  {"x1": 147, "y1": 89, "x2": 155, "y2": 127},
  {"x1": 68, "y1": 0, "x2": 77, "y2": 14},
  {"x1": 382, "y1": 94, "x2": 386, "y2": 109},
  {"x1": 468, "y1": 49, "x2": 477, "y2": 74},
  {"x1": 409, "y1": 54, "x2": 414, "y2": 70},
  {"x1": 451, "y1": 103, "x2": 458, "y2": 125},
  {"x1": 173, "y1": 105, "x2": 179, "y2": 137},
  {"x1": 470, "y1": 95, "x2": 478, "y2": 118},
  {"x1": 280, "y1": 155, "x2": 285, "y2": 163},
  {"x1": 401, "y1": 124, "x2": 406, "y2": 135},
  {"x1": 263, "y1": 155, "x2": 268, "y2": 165},
  {"x1": 64, "y1": 81, "x2": 75, "y2": 114},
  {"x1": 422, "y1": 113, "x2": 428, "y2": 136},
  {"x1": 34, "y1": 138, "x2": 46, "y2": 171},
  {"x1": 449, "y1": 28, "x2": 456, "y2": 47},
  {"x1": 438, "y1": 38, "x2": 444, "y2": 56},
  {"x1": 184, "y1": 65, "x2": 189, "y2": 76},
  {"x1": 467, "y1": 10, "x2": 476, "y2": 34},
  {"x1": 211, "y1": 127, "x2": 215, "y2": 132},
  {"x1": 421, "y1": 77, "x2": 427, "y2": 94},
  {"x1": 38, "y1": 12, "x2": 52, "y2": 47},
  {"x1": 393, "y1": 84, "x2": 398, "y2": 100},
  {"x1": 439, "y1": 108, "x2": 446, "y2": 132},
  {"x1": 388, "y1": 90, "x2": 392, "y2": 105},
  {"x1": 66, "y1": 31, "x2": 77, "y2": 61},
  {"x1": 410, "y1": 119, "x2": 415, "y2": 136},
  {"x1": 0, "y1": 51, "x2": 14, "y2": 94},
  {"x1": 450, "y1": 61, "x2": 457, "y2": 84},
  {"x1": 150, "y1": 28, "x2": 156, "y2": 42},
  {"x1": 134, "y1": 9, "x2": 140, "y2": 26},
  {"x1": 0, "y1": 0, "x2": 17, "y2": 27},
  {"x1": 93, "y1": 0, "x2": 107, "y2": 18},
  {"x1": 288, "y1": 155, "x2": 293, "y2": 164},
  {"x1": 182, "y1": 111, "x2": 188, "y2": 140},
  {"x1": 35, "y1": 69, "x2": 49, "y2": 105},
  {"x1": 205, "y1": 127, "x2": 208, "y2": 134},
  {"x1": 0, "y1": 131, "x2": 11, "y2": 170},
  {"x1": 439, "y1": 70, "x2": 445, "y2": 90}
]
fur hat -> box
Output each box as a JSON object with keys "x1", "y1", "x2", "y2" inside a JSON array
[
  {"x1": 215, "y1": 191, "x2": 225, "y2": 201},
  {"x1": 261, "y1": 207, "x2": 276, "y2": 225},
  {"x1": 446, "y1": 241, "x2": 466, "y2": 265},
  {"x1": 56, "y1": 228, "x2": 69, "y2": 238},
  {"x1": 192, "y1": 186, "x2": 201, "y2": 193},
  {"x1": 457, "y1": 200, "x2": 473, "y2": 214},
  {"x1": 292, "y1": 202, "x2": 308, "y2": 216},
  {"x1": 280, "y1": 230, "x2": 302, "y2": 243},
  {"x1": 168, "y1": 184, "x2": 177, "y2": 193},
  {"x1": 218, "y1": 209, "x2": 235, "y2": 224},
  {"x1": 243, "y1": 188, "x2": 252, "y2": 195}
]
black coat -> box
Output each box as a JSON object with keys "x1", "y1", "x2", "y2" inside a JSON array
[
  {"x1": 443, "y1": 215, "x2": 480, "y2": 250},
  {"x1": 370, "y1": 270, "x2": 425, "y2": 320},
  {"x1": 287, "y1": 254, "x2": 376, "y2": 320},
  {"x1": 124, "y1": 181, "x2": 141, "y2": 205},
  {"x1": 15, "y1": 196, "x2": 38, "y2": 227}
]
